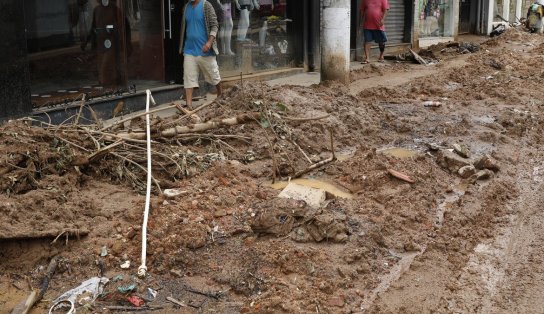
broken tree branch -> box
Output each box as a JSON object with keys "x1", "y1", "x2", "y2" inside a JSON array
[
  {"x1": 117, "y1": 113, "x2": 260, "y2": 140},
  {"x1": 11, "y1": 257, "x2": 57, "y2": 314},
  {"x1": 288, "y1": 139, "x2": 313, "y2": 164},
  {"x1": 166, "y1": 296, "x2": 188, "y2": 307},
  {"x1": 73, "y1": 94, "x2": 86, "y2": 126},
  {"x1": 163, "y1": 100, "x2": 217, "y2": 127},
  {"x1": 283, "y1": 114, "x2": 330, "y2": 122},
  {"x1": 292, "y1": 129, "x2": 336, "y2": 178},
  {"x1": 100, "y1": 103, "x2": 180, "y2": 132}
]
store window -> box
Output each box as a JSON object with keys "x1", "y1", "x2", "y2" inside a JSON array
[
  {"x1": 24, "y1": 0, "x2": 164, "y2": 108},
  {"x1": 418, "y1": 0, "x2": 455, "y2": 38},
  {"x1": 213, "y1": 0, "x2": 295, "y2": 77}
]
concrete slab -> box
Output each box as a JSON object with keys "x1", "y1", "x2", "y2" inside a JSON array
[{"x1": 278, "y1": 182, "x2": 326, "y2": 208}]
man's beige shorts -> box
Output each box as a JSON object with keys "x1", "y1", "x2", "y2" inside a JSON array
[{"x1": 183, "y1": 54, "x2": 221, "y2": 89}]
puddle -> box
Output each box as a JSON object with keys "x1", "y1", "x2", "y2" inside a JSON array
[
  {"x1": 269, "y1": 178, "x2": 353, "y2": 199},
  {"x1": 360, "y1": 250, "x2": 423, "y2": 311},
  {"x1": 378, "y1": 147, "x2": 419, "y2": 159},
  {"x1": 472, "y1": 115, "x2": 495, "y2": 124},
  {"x1": 435, "y1": 183, "x2": 467, "y2": 227}
]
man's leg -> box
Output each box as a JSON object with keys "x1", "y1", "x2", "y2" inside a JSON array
[
  {"x1": 378, "y1": 42, "x2": 385, "y2": 61},
  {"x1": 363, "y1": 29, "x2": 371, "y2": 63},
  {"x1": 200, "y1": 56, "x2": 222, "y2": 99},
  {"x1": 377, "y1": 31, "x2": 388, "y2": 61},
  {"x1": 185, "y1": 88, "x2": 194, "y2": 108},
  {"x1": 364, "y1": 42, "x2": 371, "y2": 63},
  {"x1": 182, "y1": 55, "x2": 200, "y2": 110},
  {"x1": 216, "y1": 82, "x2": 223, "y2": 97}
]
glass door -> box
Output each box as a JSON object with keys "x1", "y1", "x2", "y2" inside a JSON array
[{"x1": 126, "y1": 0, "x2": 166, "y2": 90}]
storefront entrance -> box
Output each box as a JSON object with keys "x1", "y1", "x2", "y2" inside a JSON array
[
  {"x1": 25, "y1": 0, "x2": 166, "y2": 108},
  {"x1": 24, "y1": 0, "x2": 301, "y2": 109}
]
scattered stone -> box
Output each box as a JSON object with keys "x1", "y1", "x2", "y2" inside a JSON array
[
  {"x1": 474, "y1": 155, "x2": 500, "y2": 171},
  {"x1": 305, "y1": 213, "x2": 349, "y2": 243},
  {"x1": 126, "y1": 228, "x2": 137, "y2": 240},
  {"x1": 327, "y1": 296, "x2": 345, "y2": 308},
  {"x1": 163, "y1": 189, "x2": 188, "y2": 199},
  {"x1": 291, "y1": 227, "x2": 313, "y2": 242},
  {"x1": 436, "y1": 149, "x2": 472, "y2": 173},
  {"x1": 426, "y1": 143, "x2": 441, "y2": 151},
  {"x1": 170, "y1": 269, "x2": 183, "y2": 277},
  {"x1": 473, "y1": 169, "x2": 495, "y2": 181},
  {"x1": 278, "y1": 182, "x2": 326, "y2": 208},
  {"x1": 452, "y1": 143, "x2": 471, "y2": 158},
  {"x1": 100, "y1": 246, "x2": 108, "y2": 257},
  {"x1": 120, "y1": 260, "x2": 130, "y2": 269},
  {"x1": 458, "y1": 165, "x2": 476, "y2": 178},
  {"x1": 213, "y1": 210, "x2": 227, "y2": 218}
]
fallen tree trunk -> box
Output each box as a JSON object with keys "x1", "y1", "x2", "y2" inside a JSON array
[{"x1": 116, "y1": 113, "x2": 260, "y2": 140}]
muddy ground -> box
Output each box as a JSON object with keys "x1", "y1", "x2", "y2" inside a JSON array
[{"x1": 1, "y1": 27, "x2": 544, "y2": 313}]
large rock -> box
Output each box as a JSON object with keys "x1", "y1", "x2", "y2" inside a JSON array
[{"x1": 436, "y1": 149, "x2": 472, "y2": 173}]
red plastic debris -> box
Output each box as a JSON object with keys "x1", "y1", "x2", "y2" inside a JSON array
[{"x1": 127, "y1": 296, "x2": 145, "y2": 307}]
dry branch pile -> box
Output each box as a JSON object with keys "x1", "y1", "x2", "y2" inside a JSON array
[{"x1": 0, "y1": 83, "x2": 335, "y2": 195}]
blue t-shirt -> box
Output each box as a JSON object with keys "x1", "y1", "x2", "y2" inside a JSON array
[{"x1": 184, "y1": 1, "x2": 214, "y2": 57}]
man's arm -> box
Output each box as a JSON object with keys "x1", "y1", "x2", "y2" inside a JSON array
[
  {"x1": 380, "y1": 9, "x2": 389, "y2": 27},
  {"x1": 202, "y1": 1, "x2": 219, "y2": 53}
]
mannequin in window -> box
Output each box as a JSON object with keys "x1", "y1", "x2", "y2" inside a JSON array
[
  {"x1": 88, "y1": 0, "x2": 128, "y2": 88},
  {"x1": 219, "y1": 0, "x2": 235, "y2": 54},
  {"x1": 234, "y1": 0, "x2": 260, "y2": 41}
]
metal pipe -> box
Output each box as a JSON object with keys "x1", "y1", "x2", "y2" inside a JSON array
[{"x1": 321, "y1": 0, "x2": 351, "y2": 84}]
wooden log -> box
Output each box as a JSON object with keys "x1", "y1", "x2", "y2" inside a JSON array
[{"x1": 0, "y1": 228, "x2": 89, "y2": 241}]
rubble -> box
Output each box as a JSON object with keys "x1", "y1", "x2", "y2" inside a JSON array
[{"x1": 436, "y1": 149, "x2": 472, "y2": 173}]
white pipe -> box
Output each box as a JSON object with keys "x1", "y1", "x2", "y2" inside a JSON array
[{"x1": 138, "y1": 90, "x2": 156, "y2": 278}]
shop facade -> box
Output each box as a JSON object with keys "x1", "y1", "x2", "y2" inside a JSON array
[{"x1": 1, "y1": 0, "x2": 314, "y2": 119}]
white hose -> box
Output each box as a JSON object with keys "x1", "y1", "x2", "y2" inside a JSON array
[{"x1": 138, "y1": 90, "x2": 156, "y2": 278}]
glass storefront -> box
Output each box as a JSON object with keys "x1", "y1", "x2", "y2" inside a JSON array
[
  {"x1": 24, "y1": 0, "x2": 164, "y2": 108},
  {"x1": 23, "y1": 0, "x2": 300, "y2": 108},
  {"x1": 418, "y1": 0, "x2": 455, "y2": 38},
  {"x1": 213, "y1": 0, "x2": 295, "y2": 77}
]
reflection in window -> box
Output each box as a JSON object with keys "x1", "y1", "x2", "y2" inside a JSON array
[
  {"x1": 215, "y1": 0, "x2": 294, "y2": 77},
  {"x1": 418, "y1": 0, "x2": 451, "y2": 37}
]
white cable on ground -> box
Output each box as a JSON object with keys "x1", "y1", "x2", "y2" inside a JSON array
[{"x1": 138, "y1": 90, "x2": 156, "y2": 278}]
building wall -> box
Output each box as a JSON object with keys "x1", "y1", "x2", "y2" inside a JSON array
[{"x1": 0, "y1": 0, "x2": 31, "y2": 119}]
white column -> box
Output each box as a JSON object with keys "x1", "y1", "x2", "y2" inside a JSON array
[
  {"x1": 321, "y1": 0, "x2": 351, "y2": 84},
  {"x1": 487, "y1": 0, "x2": 495, "y2": 35},
  {"x1": 503, "y1": 0, "x2": 510, "y2": 22},
  {"x1": 516, "y1": 0, "x2": 522, "y2": 22}
]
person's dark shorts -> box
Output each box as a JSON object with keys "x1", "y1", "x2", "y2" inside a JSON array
[{"x1": 363, "y1": 29, "x2": 388, "y2": 43}]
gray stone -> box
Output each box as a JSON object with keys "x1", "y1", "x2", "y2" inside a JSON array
[
  {"x1": 436, "y1": 149, "x2": 472, "y2": 173},
  {"x1": 474, "y1": 155, "x2": 500, "y2": 171},
  {"x1": 458, "y1": 165, "x2": 476, "y2": 178},
  {"x1": 452, "y1": 143, "x2": 471, "y2": 158},
  {"x1": 475, "y1": 169, "x2": 495, "y2": 180}
]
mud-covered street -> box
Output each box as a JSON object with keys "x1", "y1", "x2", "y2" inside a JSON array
[{"x1": 2, "y1": 28, "x2": 544, "y2": 313}]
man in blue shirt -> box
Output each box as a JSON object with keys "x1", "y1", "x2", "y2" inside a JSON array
[{"x1": 179, "y1": 0, "x2": 222, "y2": 109}]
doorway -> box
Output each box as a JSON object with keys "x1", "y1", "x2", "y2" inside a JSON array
[{"x1": 459, "y1": 0, "x2": 471, "y2": 34}]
